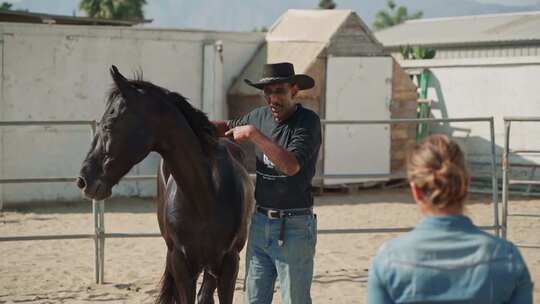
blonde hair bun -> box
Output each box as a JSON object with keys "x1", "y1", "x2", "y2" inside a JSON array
[{"x1": 407, "y1": 135, "x2": 469, "y2": 208}]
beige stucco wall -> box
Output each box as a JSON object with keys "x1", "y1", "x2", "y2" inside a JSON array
[{"x1": 0, "y1": 23, "x2": 263, "y2": 204}]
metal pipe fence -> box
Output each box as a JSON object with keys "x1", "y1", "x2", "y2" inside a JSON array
[
  {"x1": 1, "y1": 117, "x2": 501, "y2": 284},
  {"x1": 0, "y1": 120, "x2": 155, "y2": 284},
  {"x1": 319, "y1": 117, "x2": 500, "y2": 239},
  {"x1": 502, "y1": 117, "x2": 540, "y2": 248}
]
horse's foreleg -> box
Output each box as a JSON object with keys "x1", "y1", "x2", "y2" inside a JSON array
[
  {"x1": 197, "y1": 271, "x2": 217, "y2": 304},
  {"x1": 168, "y1": 248, "x2": 197, "y2": 304},
  {"x1": 217, "y1": 252, "x2": 240, "y2": 304},
  {"x1": 156, "y1": 160, "x2": 171, "y2": 238}
]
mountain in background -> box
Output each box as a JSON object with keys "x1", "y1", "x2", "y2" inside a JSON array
[{"x1": 10, "y1": 0, "x2": 540, "y2": 31}]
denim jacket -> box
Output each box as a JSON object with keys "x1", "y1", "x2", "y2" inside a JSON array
[{"x1": 367, "y1": 215, "x2": 533, "y2": 303}]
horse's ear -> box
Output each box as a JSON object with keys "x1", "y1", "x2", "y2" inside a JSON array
[
  {"x1": 110, "y1": 65, "x2": 127, "y2": 82},
  {"x1": 110, "y1": 65, "x2": 139, "y2": 100}
]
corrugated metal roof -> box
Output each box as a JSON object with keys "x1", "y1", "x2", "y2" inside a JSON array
[
  {"x1": 0, "y1": 10, "x2": 150, "y2": 26},
  {"x1": 267, "y1": 9, "x2": 352, "y2": 42},
  {"x1": 267, "y1": 42, "x2": 326, "y2": 73},
  {"x1": 375, "y1": 11, "x2": 540, "y2": 48}
]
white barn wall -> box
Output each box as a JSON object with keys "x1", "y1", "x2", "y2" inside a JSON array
[
  {"x1": 0, "y1": 23, "x2": 263, "y2": 204},
  {"x1": 401, "y1": 58, "x2": 540, "y2": 176}
]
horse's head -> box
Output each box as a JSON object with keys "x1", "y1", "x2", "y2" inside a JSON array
[{"x1": 77, "y1": 66, "x2": 158, "y2": 200}]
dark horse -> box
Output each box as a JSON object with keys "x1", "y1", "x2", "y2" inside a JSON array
[{"x1": 77, "y1": 66, "x2": 253, "y2": 304}]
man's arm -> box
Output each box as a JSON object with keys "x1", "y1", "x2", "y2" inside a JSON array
[
  {"x1": 213, "y1": 110, "x2": 255, "y2": 138},
  {"x1": 225, "y1": 125, "x2": 300, "y2": 176}
]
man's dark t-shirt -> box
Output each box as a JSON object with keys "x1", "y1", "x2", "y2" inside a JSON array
[{"x1": 228, "y1": 104, "x2": 321, "y2": 209}]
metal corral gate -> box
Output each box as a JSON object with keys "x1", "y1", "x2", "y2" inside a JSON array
[
  {"x1": 502, "y1": 117, "x2": 540, "y2": 248},
  {"x1": 0, "y1": 120, "x2": 156, "y2": 284},
  {"x1": 318, "y1": 117, "x2": 499, "y2": 237},
  {"x1": 0, "y1": 117, "x2": 501, "y2": 284}
]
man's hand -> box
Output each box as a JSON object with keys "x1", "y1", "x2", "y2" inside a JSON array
[
  {"x1": 224, "y1": 125, "x2": 258, "y2": 143},
  {"x1": 226, "y1": 124, "x2": 300, "y2": 176}
]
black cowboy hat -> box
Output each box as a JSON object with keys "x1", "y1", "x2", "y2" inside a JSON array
[{"x1": 244, "y1": 62, "x2": 315, "y2": 90}]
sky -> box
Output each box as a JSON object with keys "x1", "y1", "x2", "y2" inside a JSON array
[
  {"x1": 7, "y1": 0, "x2": 538, "y2": 4},
  {"x1": 476, "y1": 0, "x2": 540, "y2": 4},
  {"x1": 5, "y1": 0, "x2": 540, "y2": 31}
]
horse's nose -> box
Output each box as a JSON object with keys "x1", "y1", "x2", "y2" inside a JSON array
[{"x1": 76, "y1": 177, "x2": 87, "y2": 190}]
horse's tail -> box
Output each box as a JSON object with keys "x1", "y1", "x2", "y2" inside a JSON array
[{"x1": 155, "y1": 258, "x2": 176, "y2": 304}]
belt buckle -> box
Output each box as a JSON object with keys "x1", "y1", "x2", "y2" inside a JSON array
[{"x1": 266, "y1": 209, "x2": 281, "y2": 219}]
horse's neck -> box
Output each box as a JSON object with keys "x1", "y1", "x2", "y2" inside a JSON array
[{"x1": 158, "y1": 121, "x2": 216, "y2": 217}]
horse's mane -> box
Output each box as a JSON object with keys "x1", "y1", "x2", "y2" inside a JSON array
[{"x1": 107, "y1": 75, "x2": 218, "y2": 158}]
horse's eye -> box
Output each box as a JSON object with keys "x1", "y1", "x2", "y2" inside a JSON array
[
  {"x1": 103, "y1": 156, "x2": 114, "y2": 171},
  {"x1": 104, "y1": 137, "x2": 112, "y2": 154}
]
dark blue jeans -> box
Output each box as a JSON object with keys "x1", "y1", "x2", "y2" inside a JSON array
[{"x1": 245, "y1": 211, "x2": 317, "y2": 304}]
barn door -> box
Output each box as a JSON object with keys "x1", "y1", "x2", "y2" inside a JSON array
[{"x1": 324, "y1": 56, "x2": 392, "y2": 185}]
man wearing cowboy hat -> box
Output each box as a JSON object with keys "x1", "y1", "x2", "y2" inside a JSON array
[{"x1": 214, "y1": 62, "x2": 321, "y2": 303}]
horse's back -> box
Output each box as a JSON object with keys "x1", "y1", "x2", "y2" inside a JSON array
[{"x1": 218, "y1": 138, "x2": 246, "y2": 166}]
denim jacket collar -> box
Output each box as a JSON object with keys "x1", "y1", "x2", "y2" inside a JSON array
[{"x1": 415, "y1": 214, "x2": 474, "y2": 231}]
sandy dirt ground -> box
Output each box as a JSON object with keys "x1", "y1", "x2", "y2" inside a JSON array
[{"x1": 1, "y1": 188, "x2": 539, "y2": 303}]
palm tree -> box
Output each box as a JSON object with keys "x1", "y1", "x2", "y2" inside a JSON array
[
  {"x1": 373, "y1": 0, "x2": 422, "y2": 31},
  {"x1": 252, "y1": 26, "x2": 268, "y2": 32},
  {"x1": 80, "y1": 0, "x2": 106, "y2": 18},
  {"x1": 399, "y1": 45, "x2": 436, "y2": 60},
  {"x1": 115, "y1": 0, "x2": 145, "y2": 20},
  {"x1": 318, "y1": 0, "x2": 336, "y2": 9},
  {"x1": 0, "y1": 2, "x2": 13, "y2": 11},
  {"x1": 79, "y1": 0, "x2": 146, "y2": 20}
]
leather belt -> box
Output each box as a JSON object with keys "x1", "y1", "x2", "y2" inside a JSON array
[
  {"x1": 255, "y1": 206, "x2": 313, "y2": 247},
  {"x1": 256, "y1": 205, "x2": 313, "y2": 219}
]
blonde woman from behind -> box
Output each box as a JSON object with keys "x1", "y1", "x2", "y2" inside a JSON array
[{"x1": 367, "y1": 135, "x2": 533, "y2": 303}]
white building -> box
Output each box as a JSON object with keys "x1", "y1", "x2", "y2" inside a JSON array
[{"x1": 375, "y1": 12, "x2": 540, "y2": 179}]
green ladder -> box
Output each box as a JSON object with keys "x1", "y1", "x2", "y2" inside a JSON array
[{"x1": 416, "y1": 69, "x2": 431, "y2": 141}]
